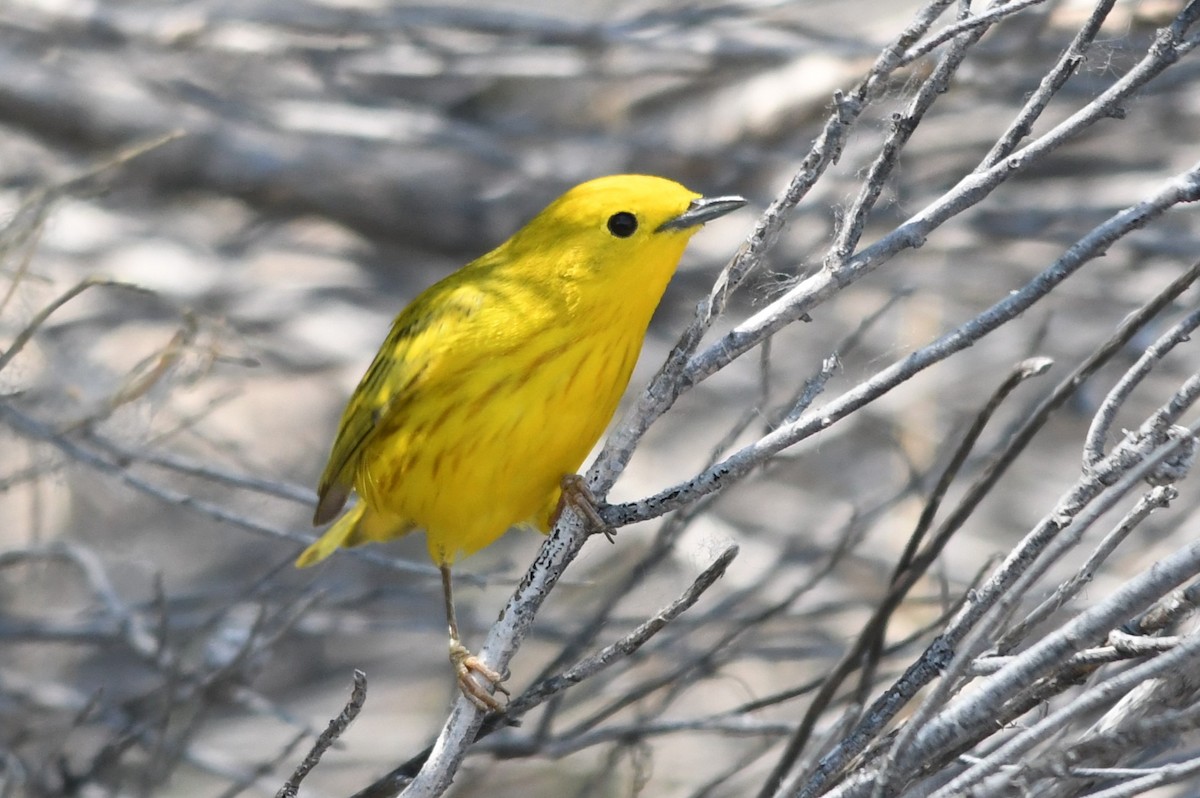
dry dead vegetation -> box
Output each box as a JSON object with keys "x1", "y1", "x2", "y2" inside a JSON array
[{"x1": 2, "y1": 1, "x2": 1200, "y2": 797}]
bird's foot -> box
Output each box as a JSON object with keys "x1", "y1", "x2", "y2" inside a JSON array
[
  {"x1": 449, "y1": 639, "x2": 509, "y2": 712},
  {"x1": 557, "y1": 474, "x2": 616, "y2": 542}
]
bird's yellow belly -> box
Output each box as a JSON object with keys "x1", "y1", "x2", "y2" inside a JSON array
[{"x1": 357, "y1": 330, "x2": 640, "y2": 564}]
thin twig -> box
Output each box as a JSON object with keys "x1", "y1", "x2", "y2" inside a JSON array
[
  {"x1": 0, "y1": 277, "x2": 153, "y2": 374},
  {"x1": 501, "y1": 544, "x2": 738, "y2": 721},
  {"x1": 994, "y1": 486, "x2": 1177, "y2": 652},
  {"x1": 276, "y1": 670, "x2": 368, "y2": 798},
  {"x1": 1084, "y1": 303, "x2": 1200, "y2": 469}
]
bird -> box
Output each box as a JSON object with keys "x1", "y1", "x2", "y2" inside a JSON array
[{"x1": 297, "y1": 174, "x2": 746, "y2": 710}]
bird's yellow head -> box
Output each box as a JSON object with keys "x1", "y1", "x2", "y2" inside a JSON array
[{"x1": 500, "y1": 175, "x2": 746, "y2": 298}]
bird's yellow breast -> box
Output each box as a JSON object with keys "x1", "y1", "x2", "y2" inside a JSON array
[{"x1": 356, "y1": 277, "x2": 658, "y2": 564}]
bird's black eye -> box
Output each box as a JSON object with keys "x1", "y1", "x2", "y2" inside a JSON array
[{"x1": 607, "y1": 211, "x2": 638, "y2": 238}]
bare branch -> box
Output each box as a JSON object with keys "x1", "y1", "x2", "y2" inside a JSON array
[{"x1": 277, "y1": 670, "x2": 367, "y2": 798}]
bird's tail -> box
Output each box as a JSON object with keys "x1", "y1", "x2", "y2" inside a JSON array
[{"x1": 296, "y1": 502, "x2": 415, "y2": 567}]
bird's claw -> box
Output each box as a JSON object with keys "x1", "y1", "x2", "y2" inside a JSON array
[
  {"x1": 449, "y1": 640, "x2": 509, "y2": 712},
  {"x1": 557, "y1": 474, "x2": 616, "y2": 542}
]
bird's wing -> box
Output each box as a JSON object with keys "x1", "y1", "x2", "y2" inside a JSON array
[{"x1": 312, "y1": 279, "x2": 490, "y2": 525}]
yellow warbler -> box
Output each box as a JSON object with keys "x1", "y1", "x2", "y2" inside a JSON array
[{"x1": 298, "y1": 174, "x2": 745, "y2": 709}]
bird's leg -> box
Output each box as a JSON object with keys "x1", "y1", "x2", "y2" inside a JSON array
[
  {"x1": 556, "y1": 474, "x2": 616, "y2": 543},
  {"x1": 441, "y1": 564, "x2": 508, "y2": 711}
]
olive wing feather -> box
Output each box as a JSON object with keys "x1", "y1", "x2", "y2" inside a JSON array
[{"x1": 312, "y1": 278, "x2": 495, "y2": 525}]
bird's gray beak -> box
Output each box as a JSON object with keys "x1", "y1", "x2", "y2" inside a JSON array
[{"x1": 657, "y1": 195, "x2": 747, "y2": 232}]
